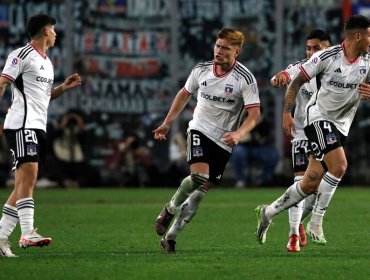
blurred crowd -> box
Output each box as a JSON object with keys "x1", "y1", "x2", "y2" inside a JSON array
[
  {"x1": 0, "y1": 108, "x2": 189, "y2": 188},
  {"x1": 1, "y1": 0, "x2": 369, "y2": 188}
]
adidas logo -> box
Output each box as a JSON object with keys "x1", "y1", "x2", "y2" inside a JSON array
[
  {"x1": 40, "y1": 65, "x2": 44, "y2": 70},
  {"x1": 201, "y1": 81, "x2": 207, "y2": 86},
  {"x1": 334, "y1": 68, "x2": 341, "y2": 73}
]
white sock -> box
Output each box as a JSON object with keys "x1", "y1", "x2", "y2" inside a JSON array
[
  {"x1": 301, "y1": 192, "x2": 317, "y2": 222},
  {"x1": 167, "y1": 176, "x2": 194, "y2": 214},
  {"x1": 265, "y1": 181, "x2": 308, "y2": 220},
  {"x1": 16, "y1": 198, "x2": 35, "y2": 234},
  {"x1": 310, "y1": 172, "x2": 340, "y2": 225},
  {"x1": 288, "y1": 176, "x2": 304, "y2": 235},
  {"x1": 165, "y1": 187, "x2": 207, "y2": 241},
  {"x1": 0, "y1": 204, "x2": 19, "y2": 240},
  {"x1": 167, "y1": 174, "x2": 208, "y2": 214}
]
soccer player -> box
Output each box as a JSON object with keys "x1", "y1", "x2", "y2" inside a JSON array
[
  {"x1": 0, "y1": 14, "x2": 81, "y2": 257},
  {"x1": 256, "y1": 15, "x2": 370, "y2": 246},
  {"x1": 270, "y1": 29, "x2": 331, "y2": 252},
  {"x1": 153, "y1": 28, "x2": 261, "y2": 253}
]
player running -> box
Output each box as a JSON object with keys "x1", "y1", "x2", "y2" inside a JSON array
[
  {"x1": 153, "y1": 28, "x2": 261, "y2": 253},
  {"x1": 271, "y1": 29, "x2": 331, "y2": 252},
  {"x1": 0, "y1": 13, "x2": 81, "y2": 257},
  {"x1": 256, "y1": 15, "x2": 370, "y2": 246}
]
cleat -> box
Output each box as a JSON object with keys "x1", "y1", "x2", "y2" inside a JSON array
[
  {"x1": 306, "y1": 222, "x2": 326, "y2": 245},
  {"x1": 255, "y1": 205, "x2": 272, "y2": 244},
  {"x1": 155, "y1": 207, "x2": 174, "y2": 236},
  {"x1": 19, "y1": 228, "x2": 52, "y2": 249},
  {"x1": 299, "y1": 223, "x2": 307, "y2": 247},
  {"x1": 287, "y1": 234, "x2": 300, "y2": 252},
  {"x1": 0, "y1": 238, "x2": 17, "y2": 257},
  {"x1": 160, "y1": 238, "x2": 176, "y2": 254}
]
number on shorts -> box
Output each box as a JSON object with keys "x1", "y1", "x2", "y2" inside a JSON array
[
  {"x1": 192, "y1": 134, "x2": 200, "y2": 146},
  {"x1": 294, "y1": 141, "x2": 308, "y2": 154},
  {"x1": 323, "y1": 121, "x2": 332, "y2": 132},
  {"x1": 24, "y1": 130, "x2": 38, "y2": 144}
]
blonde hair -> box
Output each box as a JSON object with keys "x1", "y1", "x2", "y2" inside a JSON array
[{"x1": 217, "y1": 28, "x2": 244, "y2": 48}]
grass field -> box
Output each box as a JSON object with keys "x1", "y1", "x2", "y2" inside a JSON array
[{"x1": 1, "y1": 187, "x2": 370, "y2": 280}]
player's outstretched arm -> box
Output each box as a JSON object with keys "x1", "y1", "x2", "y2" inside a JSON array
[
  {"x1": 153, "y1": 88, "x2": 191, "y2": 141},
  {"x1": 50, "y1": 73, "x2": 82, "y2": 100},
  {"x1": 283, "y1": 72, "x2": 307, "y2": 136},
  {"x1": 270, "y1": 71, "x2": 290, "y2": 88}
]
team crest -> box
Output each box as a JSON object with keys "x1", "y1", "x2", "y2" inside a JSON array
[
  {"x1": 359, "y1": 66, "x2": 367, "y2": 76},
  {"x1": 326, "y1": 133, "x2": 337, "y2": 145},
  {"x1": 27, "y1": 144, "x2": 37, "y2": 156},
  {"x1": 11, "y1": 58, "x2": 18, "y2": 66},
  {"x1": 311, "y1": 57, "x2": 319, "y2": 64},
  {"x1": 224, "y1": 84, "x2": 234, "y2": 95},
  {"x1": 295, "y1": 155, "x2": 305, "y2": 166},
  {"x1": 192, "y1": 147, "x2": 203, "y2": 157}
]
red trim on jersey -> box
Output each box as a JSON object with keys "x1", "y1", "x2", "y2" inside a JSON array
[
  {"x1": 182, "y1": 87, "x2": 193, "y2": 96},
  {"x1": 213, "y1": 60, "x2": 236, "y2": 77},
  {"x1": 342, "y1": 42, "x2": 359, "y2": 64},
  {"x1": 1, "y1": 73, "x2": 14, "y2": 81},
  {"x1": 244, "y1": 103, "x2": 260, "y2": 109},
  {"x1": 299, "y1": 65, "x2": 311, "y2": 81},
  {"x1": 30, "y1": 44, "x2": 47, "y2": 59},
  {"x1": 281, "y1": 70, "x2": 291, "y2": 83}
]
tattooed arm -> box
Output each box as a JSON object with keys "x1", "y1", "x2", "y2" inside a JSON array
[
  {"x1": 283, "y1": 72, "x2": 308, "y2": 137},
  {"x1": 0, "y1": 77, "x2": 11, "y2": 100}
]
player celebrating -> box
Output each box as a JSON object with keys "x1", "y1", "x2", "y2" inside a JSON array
[
  {"x1": 271, "y1": 29, "x2": 331, "y2": 252},
  {"x1": 256, "y1": 15, "x2": 370, "y2": 246},
  {"x1": 154, "y1": 28, "x2": 261, "y2": 253},
  {"x1": 0, "y1": 13, "x2": 81, "y2": 257}
]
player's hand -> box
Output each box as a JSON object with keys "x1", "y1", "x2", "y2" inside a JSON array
[
  {"x1": 358, "y1": 83, "x2": 370, "y2": 100},
  {"x1": 271, "y1": 72, "x2": 289, "y2": 88},
  {"x1": 153, "y1": 124, "x2": 170, "y2": 141},
  {"x1": 222, "y1": 131, "x2": 241, "y2": 147},
  {"x1": 283, "y1": 112, "x2": 295, "y2": 137},
  {"x1": 63, "y1": 73, "x2": 82, "y2": 91}
]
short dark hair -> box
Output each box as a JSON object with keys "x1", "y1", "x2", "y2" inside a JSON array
[
  {"x1": 27, "y1": 13, "x2": 56, "y2": 38},
  {"x1": 344, "y1": 15, "x2": 370, "y2": 31},
  {"x1": 306, "y1": 29, "x2": 331, "y2": 44}
]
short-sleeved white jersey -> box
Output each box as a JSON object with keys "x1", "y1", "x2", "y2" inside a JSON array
[
  {"x1": 283, "y1": 58, "x2": 317, "y2": 141},
  {"x1": 1, "y1": 44, "x2": 54, "y2": 132},
  {"x1": 300, "y1": 43, "x2": 370, "y2": 136},
  {"x1": 184, "y1": 60, "x2": 260, "y2": 152}
]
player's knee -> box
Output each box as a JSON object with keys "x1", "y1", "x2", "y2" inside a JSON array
[
  {"x1": 190, "y1": 173, "x2": 209, "y2": 188},
  {"x1": 302, "y1": 172, "x2": 322, "y2": 193},
  {"x1": 328, "y1": 160, "x2": 347, "y2": 178}
]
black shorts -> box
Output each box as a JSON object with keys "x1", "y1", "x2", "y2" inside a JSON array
[
  {"x1": 304, "y1": 121, "x2": 346, "y2": 161},
  {"x1": 291, "y1": 140, "x2": 309, "y2": 173},
  {"x1": 4, "y1": 128, "x2": 47, "y2": 170},
  {"x1": 187, "y1": 129, "x2": 231, "y2": 185}
]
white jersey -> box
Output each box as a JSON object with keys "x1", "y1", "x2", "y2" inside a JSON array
[
  {"x1": 300, "y1": 43, "x2": 370, "y2": 136},
  {"x1": 184, "y1": 60, "x2": 260, "y2": 152},
  {"x1": 283, "y1": 58, "x2": 317, "y2": 141},
  {"x1": 1, "y1": 44, "x2": 54, "y2": 132}
]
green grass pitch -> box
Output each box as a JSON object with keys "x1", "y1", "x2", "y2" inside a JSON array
[{"x1": 1, "y1": 187, "x2": 369, "y2": 280}]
